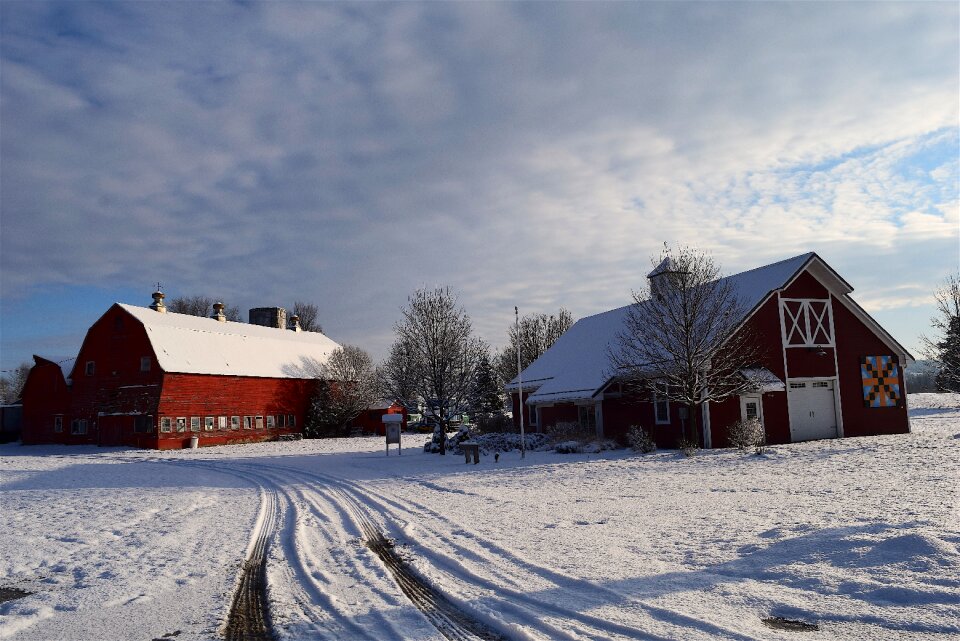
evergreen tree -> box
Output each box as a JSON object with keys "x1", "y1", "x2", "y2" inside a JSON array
[
  {"x1": 921, "y1": 274, "x2": 960, "y2": 393},
  {"x1": 470, "y1": 350, "x2": 504, "y2": 419}
]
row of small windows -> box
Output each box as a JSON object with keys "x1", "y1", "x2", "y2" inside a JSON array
[
  {"x1": 53, "y1": 416, "x2": 88, "y2": 435},
  {"x1": 51, "y1": 414, "x2": 295, "y2": 435},
  {"x1": 159, "y1": 414, "x2": 296, "y2": 433},
  {"x1": 84, "y1": 357, "x2": 152, "y2": 376}
]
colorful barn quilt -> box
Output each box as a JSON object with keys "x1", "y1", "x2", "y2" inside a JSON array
[{"x1": 861, "y1": 355, "x2": 902, "y2": 408}]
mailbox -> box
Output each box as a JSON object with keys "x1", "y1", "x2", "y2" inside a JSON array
[{"x1": 383, "y1": 413, "x2": 403, "y2": 455}]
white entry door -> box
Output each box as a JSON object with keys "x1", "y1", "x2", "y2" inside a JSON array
[
  {"x1": 788, "y1": 380, "x2": 838, "y2": 441},
  {"x1": 740, "y1": 394, "x2": 764, "y2": 426}
]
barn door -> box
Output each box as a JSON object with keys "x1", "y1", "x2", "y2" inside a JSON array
[
  {"x1": 787, "y1": 380, "x2": 838, "y2": 442},
  {"x1": 98, "y1": 416, "x2": 123, "y2": 446}
]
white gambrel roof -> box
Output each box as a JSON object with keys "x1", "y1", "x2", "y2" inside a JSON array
[
  {"x1": 119, "y1": 304, "x2": 340, "y2": 379},
  {"x1": 508, "y1": 252, "x2": 910, "y2": 405}
]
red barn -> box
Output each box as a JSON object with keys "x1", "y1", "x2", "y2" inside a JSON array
[
  {"x1": 507, "y1": 252, "x2": 913, "y2": 448},
  {"x1": 21, "y1": 293, "x2": 340, "y2": 449},
  {"x1": 350, "y1": 400, "x2": 409, "y2": 436}
]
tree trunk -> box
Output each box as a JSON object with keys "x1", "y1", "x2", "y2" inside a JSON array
[{"x1": 688, "y1": 402, "x2": 700, "y2": 448}]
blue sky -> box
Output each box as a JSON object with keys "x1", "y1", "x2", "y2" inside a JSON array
[{"x1": 1, "y1": 1, "x2": 958, "y2": 374}]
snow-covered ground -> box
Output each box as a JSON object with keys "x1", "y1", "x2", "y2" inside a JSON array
[{"x1": 2, "y1": 394, "x2": 958, "y2": 640}]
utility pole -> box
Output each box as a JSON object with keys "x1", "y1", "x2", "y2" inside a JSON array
[{"x1": 516, "y1": 306, "x2": 525, "y2": 459}]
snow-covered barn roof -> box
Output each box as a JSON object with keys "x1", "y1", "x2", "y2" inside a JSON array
[
  {"x1": 508, "y1": 252, "x2": 909, "y2": 405},
  {"x1": 118, "y1": 304, "x2": 340, "y2": 379}
]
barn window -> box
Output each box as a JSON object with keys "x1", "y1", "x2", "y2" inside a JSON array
[
  {"x1": 140, "y1": 357, "x2": 151, "y2": 372},
  {"x1": 231, "y1": 416, "x2": 240, "y2": 430},
  {"x1": 277, "y1": 414, "x2": 286, "y2": 428},
  {"x1": 190, "y1": 417, "x2": 201, "y2": 432},
  {"x1": 176, "y1": 417, "x2": 186, "y2": 432},
  {"x1": 578, "y1": 405, "x2": 596, "y2": 431},
  {"x1": 243, "y1": 416, "x2": 253, "y2": 430},
  {"x1": 134, "y1": 415, "x2": 154, "y2": 433},
  {"x1": 288, "y1": 414, "x2": 296, "y2": 428},
  {"x1": 255, "y1": 416, "x2": 264, "y2": 429},
  {"x1": 528, "y1": 405, "x2": 538, "y2": 426},
  {"x1": 54, "y1": 416, "x2": 63, "y2": 433},
  {"x1": 85, "y1": 361, "x2": 95, "y2": 376},
  {"x1": 781, "y1": 299, "x2": 834, "y2": 347},
  {"x1": 160, "y1": 418, "x2": 172, "y2": 433},
  {"x1": 218, "y1": 416, "x2": 227, "y2": 430},
  {"x1": 204, "y1": 416, "x2": 214, "y2": 431},
  {"x1": 71, "y1": 419, "x2": 88, "y2": 435},
  {"x1": 266, "y1": 415, "x2": 275, "y2": 428},
  {"x1": 653, "y1": 384, "x2": 670, "y2": 424}
]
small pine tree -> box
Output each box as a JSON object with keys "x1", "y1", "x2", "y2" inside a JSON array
[
  {"x1": 304, "y1": 379, "x2": 340, "y2": 438},
  {"x1": 470, "y1": 351, "x2": 503, "y2": 419},
  {"x1": 935, "y1": 315, "x2": 960, "y2": 392}
]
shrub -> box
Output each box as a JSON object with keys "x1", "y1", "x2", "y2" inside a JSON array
[
  {"x1": 728, "y1": 418, "x2": 764, "y2": 451},
  {"x1": 627, "y1": 425, "x2": 656, "y2": 453},
  {"x1": 677, "y1": 436, "x2": 699, "y2": 457},
  {"x1": 546, "y1": 421, "x2": 586, "y2": 441},
  {"x1": 474, "y1": 413, "x2": 512, "y2": 434}
]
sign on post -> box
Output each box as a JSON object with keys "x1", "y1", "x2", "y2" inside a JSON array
[{"x1": 383, "y1": 414, "x2": 403, "y2": 455}]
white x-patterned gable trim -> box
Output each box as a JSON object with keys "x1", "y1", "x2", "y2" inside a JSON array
[{"x1": 780, "y1": 298, "x2": 835, "y2": 347}]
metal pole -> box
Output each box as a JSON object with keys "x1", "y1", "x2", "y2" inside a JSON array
[{"x1": 516, "y1": 306, "x2": 525, "y2": 459}]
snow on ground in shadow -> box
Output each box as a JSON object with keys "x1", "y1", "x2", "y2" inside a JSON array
[{"x1": 0, "y1": 393, "x2": 957, "y2": 640}]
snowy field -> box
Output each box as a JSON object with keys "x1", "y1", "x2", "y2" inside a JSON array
[{"x1": 1, "y1": 394, "x2": 958, "y2": 641}]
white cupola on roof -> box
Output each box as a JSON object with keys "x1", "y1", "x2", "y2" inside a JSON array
[{"x1": 647, "y1": 256, "x2": 688, "y2": 301}]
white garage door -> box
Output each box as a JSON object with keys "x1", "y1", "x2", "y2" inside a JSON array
[{"x1": 788, "y1": 380, "x2": 838, "y2": 441}]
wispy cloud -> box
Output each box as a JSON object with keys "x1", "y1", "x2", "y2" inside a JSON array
[{"x1": 1, "y1": 2, "x2": 957, "y2": 366}]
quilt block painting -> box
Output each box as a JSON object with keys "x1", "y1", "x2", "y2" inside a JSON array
[{"x1": 861, "y1": 355, "x2": 902, "y2": 408}]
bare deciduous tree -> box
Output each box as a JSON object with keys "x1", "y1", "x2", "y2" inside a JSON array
[
  {"x1": 392, "y1": 287, "x2": 485, "y2": 453},
  {"x1": 609, "y1": 246, "x2": 764, "y2": 450},
  {"x1": 376, "y1": 336, "x2": 421, "y2": 412},
  {"x1": 920, "y1": 273, "x2": 960, "y2": 392},
  {"x1": 303, "y1": 345, "x2": 377, "y2": 437},
  {"x1": 496, "y1": 309, "x2": 574, "y2": 385},
  {"x1": 168, "y1": 295, "x2": 240, "y2": 321},
  {"x1": 292, "y1": 301, "x2": 322, "y2": 333},
  {"x1": 0, "y1": 362, "x2": 31, "y2": 404}
]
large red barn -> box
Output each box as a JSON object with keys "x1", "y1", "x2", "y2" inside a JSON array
[
  {"x1": 508, "y1": 252, "x2": 913, "y2": 448},
  {"x1": 21, "y1": 293, "x2": 340, "y2": 449}
]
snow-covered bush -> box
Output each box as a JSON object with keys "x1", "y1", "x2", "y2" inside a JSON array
[
  {"x1": 447, "y1": 431, "x2": 551, "y2": 455},
  {"x1": 474, "y1": 413, "x2": 512, "y2": 434},
  {"x1": 677, "y1": 436, "x2": 699, "y2": 457},
  {"x1": 728, "y1": 418, "x2": 764, "y2": 451},
  {"x1": 627, "y1": 425, "x2": 656, "y2": 453}
]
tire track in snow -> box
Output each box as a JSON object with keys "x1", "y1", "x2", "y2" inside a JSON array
[{"x1": 224, "y1": 483, "x2": 276, "y2": 641}]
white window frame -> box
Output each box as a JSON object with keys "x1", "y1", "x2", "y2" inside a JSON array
[
  {"x1": 653, "y1": 384, "x2": 670, "y2": 425},
  {"x1": 71, "y1": 419, "x2": 88, "y2": 435},
  {"x1": 204, "y1": 416, "x2": 214, "y2": 431},
  {"x1": 288, "y1": 414, "x2": 296, "y2": 428},
  {"x1": 176, "y1": 417, "x2": 187, "y2": 432},
  {"x1": 243, "y1": 416, "x2": 253, "y2": 430},
  {"x1": 54, "y1": 415, "x2": 63, "y2": 433},
  {"x1": 218, "y1": 416, "x2": 227, "y2": 430},
  {"x1": 190, "y1": 417, "x2": 201, "y2": 432},
  {"x1": 160, "y1": 417, "x2": 172, "y2": 433},
  {"x1": 255, "y1": 415, "x2": 264, "y2": 429},
  {"x1": 231, "y1": 416, "x2": 240, "y2": 430},
  {"x1": 780, "y1": 298, "x2": 835, "y2": 348},
  {"x1": 266, "y1": 415, "x2": 275, "y2": 429}
]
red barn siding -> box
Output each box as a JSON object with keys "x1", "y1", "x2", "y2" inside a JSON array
[
  {"x1": 832, "y1": 298, "x2": 909, "y2": 437},
  {"x1": 156, "y1": 374, "x2": 311, "y2": 448},
  {"x1": 782, "y1": 270, "x2": 831, "y2": 299},
  {"x1": 20, "y1": 358, "x2": 73, "y2": 445}
]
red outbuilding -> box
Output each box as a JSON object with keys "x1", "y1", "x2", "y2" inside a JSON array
[
  {"x1": 507, "y1": 252, "x2": 913, "y2": 448},
  {"x1": 21, "y1": 292, "x2": 340, "y2": 449},
  {"x1": 350, "y1": 400, "x2": 409, "y2": 436}
]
